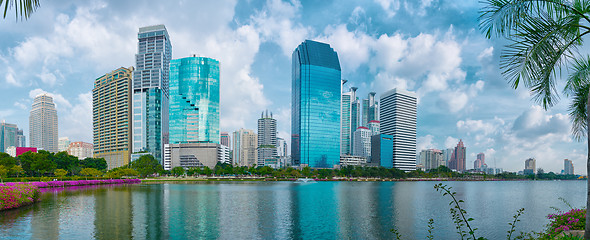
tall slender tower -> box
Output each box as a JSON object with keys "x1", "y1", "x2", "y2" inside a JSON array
[
  {"x1": 362, "y1": 92, "x2": 379, "y2": 126},
  {"x1": 0, "y1": 121, "x2": 22, "y2": 152},
  {"x1": 93, "y1": 67, "x2": 133, "y2": 169},
  {"x1": 292, "y1": 40, "x2": 341, "y2": 168},
  {"x1": 257, "y1": 110, "x2": 277, "y2": 166},
  {"x1": 29, "y1": 93, "x2": 58, "y2": 152},
  {"x1": 380, "y1": 88, "x2": 416, "y2": 171},
  {"x1": 169, "y1": 56, "x2": 220, "y2": 144},
  {"x1": 132, "y1": 25, "x2": 172, "y2": 163}
]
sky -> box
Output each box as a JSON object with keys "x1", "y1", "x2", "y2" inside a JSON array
[{"x1": 0, "y1": 0, "x2": 585, "y2": 174}]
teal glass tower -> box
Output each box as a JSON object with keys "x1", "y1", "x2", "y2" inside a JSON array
[
  {"x1": 169, "y1": 56, "x2": 220, "y2": 144},
  {"x1": 132, "y1": 25, "x2": 172, "y2": 163},
  {"x1": 292, "y1": 40, "x2": 341, "y2": 168}
]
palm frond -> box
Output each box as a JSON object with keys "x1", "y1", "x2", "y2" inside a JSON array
[
  {"x1": 567, "y1": 82, "x2": 589, "y2": 141},
  {"x1": 0, "y1": 0, "x2": 40, "y2": 20},
  {"x1": 500, "y1": 10, "x2": 587, "y2": 109}
]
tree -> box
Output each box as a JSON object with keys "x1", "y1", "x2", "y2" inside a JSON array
[
  {"x1": 129, "y1": 155, "x2": 163, "y2": 177},
  {"x1": 53, "y1": 152, "x2": 79, "y2": 175},
  {"x1": 0, "y1": 165, "x2": 8, "y2": 183},
  {"x1": 10, "y1": 165, "x2": 24, "y2": 178},
  {"x1": 480, "y1": 1, "x2": 590, "y2": 237},
  {"x1": 171, "y1": 167, "x2": 185, "y2": 177},
  {"x1": 0, "y1": 152, "x2": 16, "y2": 168},
  {"x1": 54, "y1": 169, "x2": 68, "y2": 180},
  {"x1": 80, "y1": 168, "x2": 102, "y2": 180},
  {"x1": 81, "y1": 157, "x2": 108, "y2": 171}
]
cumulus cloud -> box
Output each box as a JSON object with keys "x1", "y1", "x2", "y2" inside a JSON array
[
  {"x1": 445, "y1": 136, "x2": 459, "y2": 149},
  {"x1": 417, "y1": 134, "x2": 436, "y2": 152}
]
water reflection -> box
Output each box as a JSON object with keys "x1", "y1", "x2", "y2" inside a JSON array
[{"x1": 0, "y1": 181, "x2": 586, "y2": 240}]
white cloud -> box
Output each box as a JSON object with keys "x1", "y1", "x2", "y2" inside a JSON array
[
  {"x1": 28, "y1": 88, "x2": 72, "y2": 109},
  {"x1": 319, "y1": 24, "x2": 372, "y2": 72},
  {"x1": 445, "y1": 136, "x2": 459, "y2": 149},
  {"x1": 417, "y1": 134, "x2": 436, "y2": 152},
  {"x1": 375, "y1": 0, "x2": 401, "y2": 18},
  {"x1": 60, "y1": 92, "x2": 93, "y2": 141}
]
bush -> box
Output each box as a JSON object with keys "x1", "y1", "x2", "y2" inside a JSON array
[{"x1": 0, "y1": 184, "x2": 41, "y2": 211}]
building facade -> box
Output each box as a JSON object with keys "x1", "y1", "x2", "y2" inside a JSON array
[
  {"x1": 132, "y1": 25, "x2": 172, "y2": 163},
  {"x1": 58, "y1": 137, "x2": 70, "y2": 152},
  {"x1": 93, "y1": 67, "x2": 133, "y2": 169},
  {"x1": 164, "y1": 143, "x2": 220, "y2": 169},
  {"x1": 291, "y1": 40, "x2": 341, "y2": 168},
  {"x1": 371, "y1": 134, "x2": 393, "y2": 168},
  {"x1": 380, "y1": 88, "x2": 417, "y2": 171},
  {"x1": 362, "y1": 92, "x2": 379, "y2": 127},
  {"x1": 257, "y1": 110, "x2": 277, "y2": 167},
  {"x1": 524, "y1": 158, "x2": 536, "y2": 175},
  {"x1": 474, "y1": 152, "x2": 485, "y2": 169},
  {"x1": 232, "y1": 129, "x2": 258, "y2": 167},
  {"x1": 420, "y1": 149, "x2": 445, "y2": 170},
  {"x1": 367, "y1": 120, "x2": 380, "y2": 135},
  {"x1": 352, "y1": 127, "x2": 371, "y2": 158},
  {"x1": 341, "y1": 85, "x2": 360, "y2": 156},
  {"x1": 220, "y1": 132, "x2": 230, "y2": 149},
  {"x1": 449, "y1": 139, "x2": 466, "y2": 171},
  {"x1": 68, "y1": 141, "x2": 94, "y2": 160},
  {"x1": 169, "y1": 56, "x2": 220, "y2": 144},
  {"x1": 564, "y1": 159, "x2": 574, "y2": 175},
  {"x1": 29, "y1": 93, "x2": 58, "y2": 152},
  {"x1": 0, "y1": 121, "x2": 23, "y2": 152}
]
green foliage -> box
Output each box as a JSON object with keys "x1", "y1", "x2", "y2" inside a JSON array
[
  {"x1": 0, "y1": 165, "x2": 9, "y2": 182},
  {"x1": 0, "y1": 152, "x2": 16, "y2": 168},
  {"x1": 10, "y1": 165, "x2": 24, "y2": 177},
  {"x1": 53, "y1": 169, "x2": 68, "y2": 179},
  {"x1": 129, "y1": 155, "x2": 163, "y2": 177},
  {"x1": 434, "y1": 183, "x2": 478, "y2": 240},
  {"x1": 80, "y1": 168, "x2": 103, "y2": 179},
  {"x1": 507, "y1": 208, "x2": 525, "y2": 240},
  {"x1": 427, "y1": 218, "x2": 435, "y2": 240},
  {"x1": 0, "y1": 0, "x2": 40, "y2": 20},
  {"x1": 106, "y1": 167, "x2": 139, "y2": 178},
  {"x1": 390, "y1": 225, "x2": 402, "y2": 240},
  {"x1": 171, "y1": 167, "x2": 185, "y2": 177},
  {"x1": 80, "y1": 158, "x2": 108, "y2": 171}
]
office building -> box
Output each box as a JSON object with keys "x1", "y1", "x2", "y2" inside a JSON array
[
  {"x1": 58, "y1": 137, "x2": 70, "y2": 152},
  {"x1": 367, "y1": 120, "x2": 380, "y2": 135},
  {"x1": 420, "y1": 149, "x2": 444, "y2": 170},
  {"x1": 449, "y1": 139, "x2": 466, "y2": 171},
  {"x1": 0, "y1": 121, "x2": 22, "y2": 152},
  {"x1": 564, "y1": 159, "x2": 574, "y2": 175},
  {"x1": 232, "y1": 129, "x2": 257, "y2": 167},
  {"x1": 68, "y1": 141, "x2": 94, "y2": 160},
  {"x1": 474, "y1": 152, "x2": 485, "y2": 169},
  {"x1": 352, "y1": 127, "x2": 371, "y2": 158},
  {"x1": 164, "y1": 143, "x2": 220, "y2": 169},
  {"x1": 16, "y1": 130, "x2": 25, "y2": 148},
  {"x1": 220, "y1": 132, "x2": 230, "y2": 149},
  {"x1": 524, "y1": 158, "x2": 536, "y2": 175},
  {"x1": 257, "y1": 110, "x2": 277, "y2": 166},
  {"x1": 29, "y1": 93, "x2": 58, "y2": 152},
  {"x1": 341, "y1": 85, "x2": 360, "y2": 155},
  {"x1": 93, "y1": 67, "x2": 133, "y2": 169},
  {"x1": 442, "y1": 148, "x2": 453, "y2": 166},
  {"x1": 132, "y1": 25, "x2": 172, "y2": 163},
  {"x1": 340, "y1": 155, "x2": 367, "y2": 166},
  {"x1": 380, "y1": 88, "x2": 417, "y2": 171},
  {"x1": 371, "y1": 134, "x2": 393, "y2": 168},
  {"x1": 169, "y1": 56, "x2": 220, "y2": 144},
  {"x1": 362, "y1": 92, "x2": 379, "y2": 126},
  {"x1": 291, "y1": 40, "x2": 341, "y2": 168},
  {"x1": 277, "y1": 137, "x2": 287, "y2": 157},
  {"x1": 218, "y1": 144, "x2": 230, "y2": 164}
]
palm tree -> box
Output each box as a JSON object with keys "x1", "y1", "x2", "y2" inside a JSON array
[
  {"x1": 480, "y1": 0, "x2": 590, "y2": 238},
  {"x1": 1, "y1": 0, "x2": 40, "y2": 20}
]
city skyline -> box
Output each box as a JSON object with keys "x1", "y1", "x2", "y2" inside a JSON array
[{"x1": 0, "y1": 0, "x2": 585, "y2": 173}]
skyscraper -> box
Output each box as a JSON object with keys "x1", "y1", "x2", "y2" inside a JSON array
[
  {"x1": 232, "y1": 129, "x2": 257, "y2": 167},
  {"x1": 291, "y1": 40, "x2": 341, "y2": 168},
  {"x1": 380, "y1": 88, "x2": 416, "y2": 171},
  {"x1": 474, "y1": 152, "x2": 485, "y2": 169},
  {"x1": 257, "y1": 110, "x2": 277, "y2": 166},
  {"x1": 29, "y1": 93, "x2": 58, "y2": 152},
  {"x1": 93, "y1": 67, "x2": 133, "y2": 169},
  {"x1": 420, "y1": 149, "x2": 445, "y2": 170},
  {"x1": 0, "y1": 121, "x2": 22, "y2": 152},
  {"x1": 371, "y1": 134, "x2": 393, "y2": 168},
  {"x1": 564, "y1": 159, "x2": 574, "y2": 175},
  {"x1": 16, "y1": 129, "x2": 25, "y2": 148},
  {"x1": 58, "y1": 137, "x2": 70, "y2": 152},
  {"x1": 449, "y1": 139, "x2": 466, "y2": 171},
  {"x1": 367, "y1": 120, "x2": 380, "y2": 135},
  {"x1": 524, "y1": 158, "x2": 536, "y2": 175},
  {"x1": 341, "y1": 86, "x2": 360, "y2": 155},
  {"x1": 352, "y1": 127, "x2": 371, "y2": 158},
  {"x1": 362, "y1": 92, "x2": 378, "y2": 126},
  {"x1": 169, "y1": 56, "x2": 220, "y2": 144},
  {"x1": 276, "y1": 137, "x2": 287, "y2": 157},
  {"x1": 132, "y1": 25, "x2": 172, "y2": 163},
  {"x1": 220, "y1": 132, "x2": 230, "y2": 149}
]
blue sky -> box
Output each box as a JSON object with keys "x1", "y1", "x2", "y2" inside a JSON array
[{"x1": 0, "y1": 0, "x2": 584, "y2": 173}]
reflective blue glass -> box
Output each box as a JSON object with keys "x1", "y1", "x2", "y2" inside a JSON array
[
  {"x1": 169, "y1": 57, "x2": 220, "y2": 144},
  {"x1": 292, "y1": 40, "x2": 341, "y2": 168}
]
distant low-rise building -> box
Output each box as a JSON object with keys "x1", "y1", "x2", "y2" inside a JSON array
[
  {"x1": 340, "y1": 155, "x2": 367, "y2": 166},
  {"x1": 165, "y1": 143, "x2": 222, "y2": 169},
  {"x1": 67, "y1": 142, "x2": 94, "y2": 160},
  {"x1": 7, "y1": 147, "x2": 38, "y2": 157}
]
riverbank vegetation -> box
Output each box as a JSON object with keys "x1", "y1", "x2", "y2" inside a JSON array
[{"x1": 0, "y1": 184, "x2": 40, "y2": 211}]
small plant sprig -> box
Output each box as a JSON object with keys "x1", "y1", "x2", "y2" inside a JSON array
[
  {"x1": 507, "y1": 208, "x2": 525, "y2": 240},
  {"x1": 434, "y1": 183, "x2": 479, "y2": 240},
  {"x1": 427, "y1": 218, "x2": 435, "y2": 240},
  {"x1": 390, "y1": 225, "x2": 402, "y2": 240}
]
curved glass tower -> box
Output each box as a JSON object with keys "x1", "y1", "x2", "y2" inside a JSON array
[
  {"x1": 169, "y1": 56, "x2": 220, "y2": 144},
  {"x1": 291, "y1": 40, "x2": 341, "y2": 168}
]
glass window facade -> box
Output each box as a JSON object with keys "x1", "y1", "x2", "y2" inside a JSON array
[
  {"x1": 292, "y1": 40, "x2": 341, "y2": 168},
  {"x1": 169, "y1": 57, "x2": 220, "y2": 144}
]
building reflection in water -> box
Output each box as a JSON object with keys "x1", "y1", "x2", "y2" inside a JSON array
[{"x1": 94, "y1": 186, "x2": 133, "y2": 239}]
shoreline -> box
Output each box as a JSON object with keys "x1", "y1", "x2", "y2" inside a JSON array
[{"x1": 139, "y1": 177, "x2": 582, "y2": 182}]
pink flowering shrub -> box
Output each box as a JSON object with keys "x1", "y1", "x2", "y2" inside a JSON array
[
  {"x1": 543, "y1": 208, "x2": 586, "y2": 238},
  {"x1": 0, "y1": 184, "x2": 41, "y2": 211},
  {"x1": 0, "y1": 179, "x2": 140, "y2": 188}
]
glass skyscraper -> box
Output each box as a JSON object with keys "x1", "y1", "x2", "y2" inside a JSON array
[
  {"x1": 169, "y1": 56, "x2": 219, "y2": 144},
  {"x1": 132, "y1": 25, "x2": 172, "y2": 163},
  {"x1": 291, "y1": 40, "x2": 341, "y2": 168},
  {"x1": 0, "y1": 121, "x2": 23, "y2": 152},
  {"x1": 341, "y1": 86, "x2": 360, "y2": 155}
]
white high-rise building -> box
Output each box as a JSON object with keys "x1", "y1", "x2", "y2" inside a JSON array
[
  {"x1": 380, "y1": 88, "x2": 417, "y2": 171},
  {"x1": 277, "y1": 137, "x2": 287, "y2": 157},
  {"x1": 257, "y1": 110, "x2": 277, "y2": 166},
  {"x1": 352, "y1": 127, "x2": 371, "y2": 158},
  {"x1": 58, "y1": 137, "x2": 70, "y2": 152},
  {"x1": 29, "y1": 93, "x2": 58, "y2": 153}
]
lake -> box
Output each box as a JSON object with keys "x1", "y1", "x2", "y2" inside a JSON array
[{"x1": 0, "y1": 180, "x2": 585, "y2": 239}]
